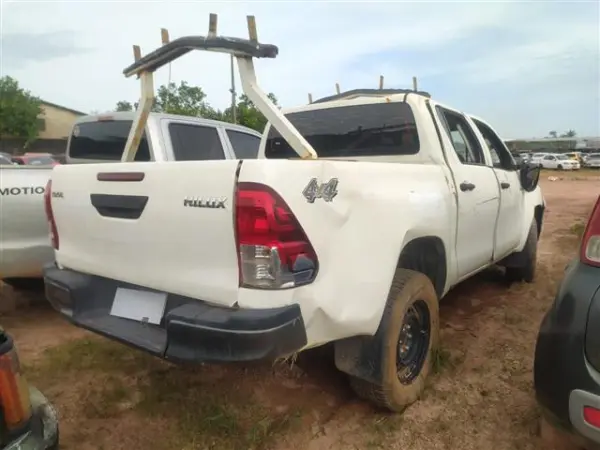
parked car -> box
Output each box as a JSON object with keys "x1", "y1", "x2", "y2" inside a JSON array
[
  {"x1": 0, "y1": 155, "x2": 15, "y2": 166},
  {"x1": 540, "y1": 154, "x2": 580, "y2": 170},
  {"x1": 43, "y1": 23, "x2": 546, "y2": 414},
  {"x1": 12, "y1": 154, "x2": 59, "y2": 167},
  {"x1": 584, "y1": 153, "x2": 600, "y2": 168},
  {"x1": 530, "y1": 152, "x2": 551, "y2": 167},
  {"x1": 0, "y1": 327, "x2": 59, "y2": 450},
  {"x1": 565, "y1": 152, "x2": 583, "y2": 163},
  {"x1": 66, "y1": 112, "x2": 262, "y2": 164},
  {"x1": 0, "y1": 166, "x2": 55, "y2": 290},
  {"x1": 534, "y1": 194, "x2": 600, "y2": 449}
]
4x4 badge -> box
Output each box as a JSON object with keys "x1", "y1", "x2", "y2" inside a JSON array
[{"x1": 302, "y1": 178, "x2": 339, "y2": 203}]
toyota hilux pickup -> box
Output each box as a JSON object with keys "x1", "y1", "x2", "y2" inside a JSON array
[
  {"x1": 1, "y1": 111, "x2": 260, "y2": 294},
  {"x1": 44, "y1": 15, "x2": 545, "y2": 413}
]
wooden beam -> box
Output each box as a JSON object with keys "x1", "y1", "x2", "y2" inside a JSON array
[
  {"x1": 132, "y1": 45, "x2": 141, "y2": 62},
  {"x1": 247, "y1": 15, "x2": 258, "y2": 42},
  {"x1": 208, "y1": 13, "x2": 218, "y2": 37},
  {"x1": 160, "y1": 28, "x2": 170, "y2": 45}
]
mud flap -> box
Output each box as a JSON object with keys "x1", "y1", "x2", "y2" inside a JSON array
[{"x1": 334, "y1": 335, "x2": 384, "y2": 384}]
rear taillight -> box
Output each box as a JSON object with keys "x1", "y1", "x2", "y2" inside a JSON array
[
  {"x1": 44, "y1": 179, "x2": 59, "y2": 250},
  {"x1": 584, "y1": 406, "x2": 600, "y2": 429},
  {"x1": 235, "y1": 182, "x2": 318, "y2": 289},
  {"x1": 580, "y1": 195, "x2": 600, "y2": 267},
  {"x1": 0, "y1": 335, "x2": 32, "y2": 433}
]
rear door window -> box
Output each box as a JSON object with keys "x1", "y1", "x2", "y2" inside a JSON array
[
  {"x1": 69, "y1": 121, "x2": 150, "y2": 161},
  {"x1": 265, "y1": 102, "x2": 419, "y2": 158},
  {"x1": 168, "y1": 123, "x2": 225, "y2": 161},
  {"x1": 226, "y1": 130, "x2": 261, "y2": 159}
]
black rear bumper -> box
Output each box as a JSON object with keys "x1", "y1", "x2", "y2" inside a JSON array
[
  {"x1": 534, "y1": 258, "x2": 600, "y2": 448},
  {"x1": 43, "y1": 264, "x2": 307, "y2": 363}
]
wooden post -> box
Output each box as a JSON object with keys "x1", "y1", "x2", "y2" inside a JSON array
[
  {"x1": 379, "y1": 75, "x2": 384, "y2": 89},
  {"x1": 308, "y1": 93, "x2": 313, "y2": 104},
  {"x1": 208, "y1": 13, "x2": 218, "y2": 37},
  {"x1": 335, "y1": 83, "x2": 340, "y2": 94},
  {"x1": 247, "y1": 15, "x2": 258, "y2": 41},
  {"x1": 160, "y1": 28, "x2": 170, "y2": 45},
  {"x1": 132, "y1": 45, "x2": 142, "y2": 62},
  {"x1": 412, "y1": 76, "x2": 418, "y2": 92}
]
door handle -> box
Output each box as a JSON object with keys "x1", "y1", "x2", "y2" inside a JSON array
[
  {"x1": 459, "y1": 181, "x2": 476, "y2": 192},
  {"x1": 500, "y1": 182, "x2": 510, "y2": 189}
]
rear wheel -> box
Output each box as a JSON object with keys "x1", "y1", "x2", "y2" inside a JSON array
[
  {"x1": 348, "y1": 269, "x2": 439, "y2": 412},
  {"x1": 558, "y1": 164, "x2": 563, "y2": 170}
]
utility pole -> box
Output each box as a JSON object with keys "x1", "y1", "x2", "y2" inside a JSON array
[{"x1": 230, "y1": 54, "x2": 237, "y2": 124}]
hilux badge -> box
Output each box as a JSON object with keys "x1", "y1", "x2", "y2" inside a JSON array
[
  {"x1": 183, "y1": 197, "x2": 227, "y2": 209},
  {"x1": 302, "y1": 178, "x2": 339, "y2": 203}
]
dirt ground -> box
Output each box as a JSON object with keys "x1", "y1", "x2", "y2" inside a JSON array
[{"x1": 1, "y1": 170, "x2": 599, "y2": 450}]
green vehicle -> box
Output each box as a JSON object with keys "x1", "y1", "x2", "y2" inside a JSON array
[{"x1": 0, "y1": 328, "x2": 58, "y2": 450}]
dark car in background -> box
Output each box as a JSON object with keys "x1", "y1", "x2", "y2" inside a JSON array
[
  {"x1": 534, "y1": 194, "x2": 600, "y2": 449},
  {"x1": 0, "y1": 328, "x2": 58, "y2": 450}
]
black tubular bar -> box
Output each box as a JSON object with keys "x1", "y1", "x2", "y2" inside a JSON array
[{"x1": 122, "y1": 36, "x2": 279, "y2": 77}]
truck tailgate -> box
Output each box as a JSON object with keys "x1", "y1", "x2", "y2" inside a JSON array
[{"x1": 51, "y1": 161, "x2": 241, "y2": 307}]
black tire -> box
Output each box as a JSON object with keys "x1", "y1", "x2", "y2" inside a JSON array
[
  {"x1": 348, "y1": 269, "x2": 439, "y2": 412},
  {"x1": 558, "y1": 164, "x2": 563, "y2": 170},
  {"x1": 1, "y1": 277, "x2": 44, "y2": 291},
  {"x1": 505, "y1": 220, "x2": 538, "y2": 283}
]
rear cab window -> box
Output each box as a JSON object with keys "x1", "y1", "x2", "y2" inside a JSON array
[
  {"x1": 226, "y1": 129, "x2": 261, "y2": 159},
  {"x1": 168, "y1": 123, "x2": 225, "y2": 161},
  {"x1": 265, "y1": 102, "x2": 420, "y2": 158},
  {"x1": 69, "y1": 120, "x2": 151, "y2": 162}
]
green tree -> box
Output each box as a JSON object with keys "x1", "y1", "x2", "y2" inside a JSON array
[
  {"x1": 560, "y1": 129, "x2": 577, "y2": 138},
  {"x1": 114, "y1": 81, "x2": 279, "y2": 132},
  {"x1": 224, "y1": 93, "x2": 278, "y2": 132},
  {"x1": 548, "y1": 130, "x2": 557, "y2": 138},
  {"x1": 118, "y1": 81, "x2": 221, "y2": 118},
  {"x1": 115, "y1": 101, "x2": 133, "y2": 112},
  {"x1": 0, "y1": 76, "x2": 43, "y2": 144}
]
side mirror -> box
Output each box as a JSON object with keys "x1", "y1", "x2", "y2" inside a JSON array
[{"x1": 518, "y1": 161, "x2": 541, "y2": 192}]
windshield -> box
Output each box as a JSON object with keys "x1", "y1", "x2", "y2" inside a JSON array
[
  {"x1": 69, "y1": 120, "x2": 151, "y2": 161},
  {"x1": 265, "y1": 102, "x2": 419, "y2": 159},
  {"x1": 556, "y1": 155, "x2": 569, "y2": 160}
]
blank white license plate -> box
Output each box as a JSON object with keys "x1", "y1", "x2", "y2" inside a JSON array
[{"x1": 109, "y1": 288, "x2": 167, "y2": 325}]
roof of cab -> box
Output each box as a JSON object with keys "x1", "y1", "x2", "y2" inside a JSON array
[
  {"x1": 281, "y1": 89, "x2": 434, "y2": 115},
  {"x1": 73, "y1": 111, "x2": 261, "y2": 136}
]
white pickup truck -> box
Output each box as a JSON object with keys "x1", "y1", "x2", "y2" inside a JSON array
[
  {"x1": 44, "y1": 16, "x2": 545, "y2": 412},
  {"x1": 0, "y1": 165, "x2": 54, "y2": 290},
  {"x1": 0, "y1": 113, "x2": 260, "y2": 291}
]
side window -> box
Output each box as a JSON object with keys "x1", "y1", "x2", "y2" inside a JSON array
[
  {"x1": 437, "y1": 107, "x2": 484, "y2": 165},
  {"x1": 168, "y1": 123, "x2": 225, "y2": 161},
  {"x1": 471, "y1": 118, "x2": 516, "y2": 170},
  {"x1": 543, "y1": 155, "x2": 554, "y2": 161},
  {"x1": 226, "y1": 130, "x2": 261, "y2": 159}
]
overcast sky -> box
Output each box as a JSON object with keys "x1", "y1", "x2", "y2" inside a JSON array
[{"x1": 2, "y1": 1, "x2": 599, "y2": 139}]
